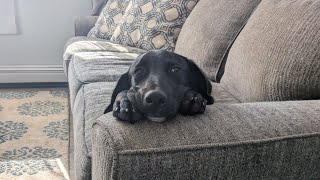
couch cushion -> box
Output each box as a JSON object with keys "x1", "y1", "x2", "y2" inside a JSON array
[
  {"x1": 74, "y1": 81, "x2": 239, "y2": 156},
  {"x1": 68, "y1": 51, "x2": 143, "y2": 111},
  {"x1": 221, "y1": 0, "x2": 320, "y2": 102},
  {"x1": 174, "y1": 0, "x2": 262, "y2": 82},
  {"x1": 212, "y1": 83, "x2": 239, "y2": 104},
  {"x1": 63, "y1": 37, "x2": 145, "y2": 62},
  {"x1": 70, "y1": 51, "x2": 139, "y2": 83},
  {"x1": 63, "y1": 37, "x2": 145, "y2": 76},
  {"x1": 110, "y1": 0, "x2": 199, "y2": 51},
  {"x1": 87, "y1": 0, "x2": 131, "y2": 39}
]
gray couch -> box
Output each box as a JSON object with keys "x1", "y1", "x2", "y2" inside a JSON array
[{"x1": 63, "y1": 0, "x2": 320, "y2": 179}]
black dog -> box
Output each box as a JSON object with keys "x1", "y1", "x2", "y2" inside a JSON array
[{"x1": 104, "y1": 50, "x2": 214, "y2": 123}]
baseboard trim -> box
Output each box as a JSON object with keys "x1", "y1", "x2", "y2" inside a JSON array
[
  {"x1": 0, "y1": 82, "x2": 68, "y2": 88},
  {"x1": 0, "y1": 65, "x2": 67, "y2": 83}
]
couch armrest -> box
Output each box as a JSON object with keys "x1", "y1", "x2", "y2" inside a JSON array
[
  {"x1": 92, "y1": 100, "x2": 320, "y2": 179},
  {"x1": 74, "y1": 16, "x2": 98, "y2": 36}
]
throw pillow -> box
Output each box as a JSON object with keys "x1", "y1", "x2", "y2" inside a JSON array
[
  {"x1": 110, "y1": 0, "x2": 199, "y2": 51},
  {"x1": 220, "y1": 0, "x2": 320, "y2": 102},
  {"x1": 174, "y1": 0, "x2": 262, "y2": 82},
  {"x1": 87, "y1": 0, "x2": 130, "y2": 39}
]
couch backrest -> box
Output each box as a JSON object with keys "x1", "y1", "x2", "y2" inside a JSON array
[
  {"x1": 220, "y1": 0, "x2": 320, "y2": 102},
  {"x1": 91, "y1": 0, "x2": 108, "y2": 16},
  {"x1": 174, "y1": 0, "x2": 262, "y2": 82}
]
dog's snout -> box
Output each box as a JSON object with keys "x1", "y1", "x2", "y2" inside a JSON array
[{"x1": 144, "y1": 90, "x2": 167, "y2": 107}]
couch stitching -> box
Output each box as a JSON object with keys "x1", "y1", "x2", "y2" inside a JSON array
[{"x1": 118, "y1": 132, "x2": 320, "y2": 155}]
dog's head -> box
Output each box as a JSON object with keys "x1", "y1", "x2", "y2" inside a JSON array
[{"x1": 105, "y1": 50, "x2": 213, "y2": 121}]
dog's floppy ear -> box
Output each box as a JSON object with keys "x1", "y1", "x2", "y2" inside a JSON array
[
  {"x1": 104, "y1": 72, "x2": 131, "y2": 114},
  {"x1": 185, "y1": 58, "x2": 214, "y2": 104}
]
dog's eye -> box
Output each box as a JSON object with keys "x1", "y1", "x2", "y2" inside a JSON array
[
  {"x1": 134, "y1": 68, "x2": 143, "y2": 75},
  {"x1": 169, "y1": 67, "x2": 181, "y2": 73}
]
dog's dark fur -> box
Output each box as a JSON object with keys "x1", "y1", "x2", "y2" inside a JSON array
[{"x1": 104, "y1": 50, "x2": 214, "y2": 123}]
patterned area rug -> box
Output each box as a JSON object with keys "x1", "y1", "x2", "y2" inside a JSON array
[{"x1": 0, "y1": 88, "x2": 69, "y2": 180}]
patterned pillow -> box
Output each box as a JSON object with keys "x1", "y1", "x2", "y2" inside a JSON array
[
  {"x1": 110, "y1": 0, "x2": 199, "y2": 51},
  {"x1": 87, "y1": 0, "x2": 130, "y2": 39}
]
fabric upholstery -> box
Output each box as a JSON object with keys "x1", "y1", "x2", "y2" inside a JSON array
[
  {"x1": 110, "y1": 0, "x2": 199, "y2": 51},
  {"x1": 79, "y1": 81, "x2": 237, "y2": 154},
  {"x1": 64, "y1": 39, "x2": 144, "y2": 63},
  {"x1": 74, "y1": 16, "x2": 99, "y2": 36},
  {"x1": 73, "y1": 87, "x2": 92, "y2": 180},
  {"x1": 91, "y1": 0, "x2": 108, "y2": 16},
  {"x1": 87, "y1": 0, "x2": 131, "y2": 39},
  {"x1": 221, "y1": 0, "x2": 320, "y2": 102},
  {"x1": 72, "y1": 82, "x2": 116, "y2": 179},
  {"x1": 174, "y1": 0, "x2": 262, "y2": 82},
  {"x1": 68, "y1": 51, "x2": 142, "y2": 110},
  {"x1": 63, "y1": 37, "x2": 145, "y2": 76},
  {"x1": 212, "y1": 83, "x2": 239, "y2": 104},
  {"x1": 72, "y1": 81, "x2": 238, "y2": 178},
  {"x1": 92, "y1": 100, "x2": 320, "y2": 179},
  {"x1": 63, "y1": 37, "x2": 106, "y2": 76},
  {"x1": 64, "y1": 36, "x2": 93, "y2": 53},
  {"x1": 70, "y1": 51, "x2": 139, "y2": 83},
  {"x1": 73, "y1": 82, "x2": 115, "y2": 155}
]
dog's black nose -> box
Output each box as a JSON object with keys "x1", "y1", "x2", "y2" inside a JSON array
[{"x1": 144, "y1": 90, "x2": 167, "y2": 107}]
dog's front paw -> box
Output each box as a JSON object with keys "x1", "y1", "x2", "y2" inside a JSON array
[
  {"x1": 113, "y1": 91, "x2": 144, "y2": 123},
  {"x1": 179, "y1": 89, "x2": 207, "y2": 115}
]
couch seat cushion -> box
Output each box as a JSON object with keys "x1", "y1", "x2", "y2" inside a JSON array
[{"x1": 75, "y1": 81, "x2": 239, "y2": 156}]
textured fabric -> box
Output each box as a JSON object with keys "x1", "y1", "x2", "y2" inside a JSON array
[
  {"x1": 63, "y1": 36, "x2": 105, "y2": 76},
  {"x1": 63, "y1": 37, "x2": 145, "y2": 62},
  {"x1": 212, "y1": 83, "x2": 239, "y2": 104},
  {"x1": 221, "y1": 0, "x2": 320, "y2": 102},
  {"x1": 68, "y1": 60, "x2": 84, "y2": 112},
  {"x1": 64, "y1": 38, "x2": 144, "y2": 110},
  {"x1": 110, "y1": 0, "x2": 199, "y2": 51},
  {"x1": 73, "y1": 81, "x2": 237, "y2": 156},
  {"x1": 174, "y1": 0, "x2": 262, "y2": 82},
  {"x1": 83, "y1": 82, "x2": 237, "y2": 154},
  {"x1": 63, "y1": 36, "x2": 93, "y2": 53},
  {"x1": 73, "y1": 87, "x2": 92, "y2": 180},
  {"x1": 91, "y1": 0, "x2": 108, "y2": 16},
  {"x1": 63, "y1": 37, "x2": 145, "y2": 76},
  {"x1": 83, "y1": 82, "x2": 116, "y2": 155},
  {"x1": 92, "y1": 100, "x2": 320, "y2": 179},
  {"x1": 69, "y1": 80, "x2": 238, "y2": 179},
  {"x1": 71, "y1": 51, "x2": 139, "y2": 82},
  {"x1": 87, "y1": 0, "x2": 131, "y2": 39},
  {"x1": 68, "y1": 51, "x2": 141, "y2": 110},
  {"x1": 70, "y1": 81, "x2": 240, "y2": 178},
  {"x1": 74, "y1": 16, "x2": 98, "y2": 36},
  {"x1": 71, "y1": 82, "x2": 116, "y2": 179}
]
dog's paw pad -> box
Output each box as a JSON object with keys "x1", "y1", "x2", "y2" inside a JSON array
[
  {"x1": 112, "y1": 94, "x2": 143, "y2": 123},
  {"x1": 180, "y1": 90, "x2": 207, "y2": 115}
]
